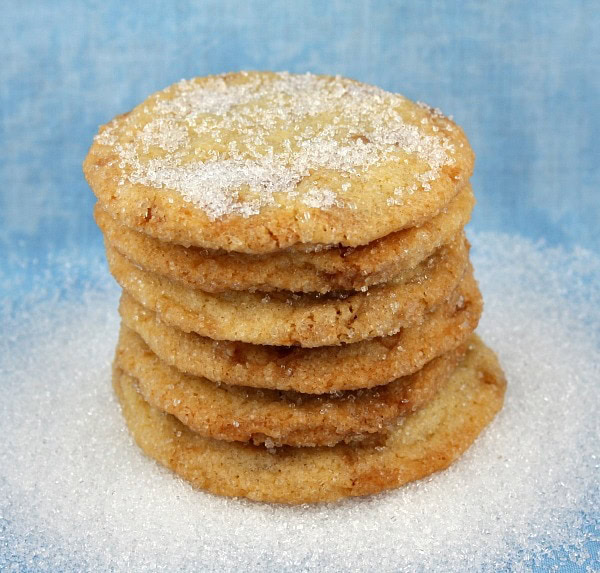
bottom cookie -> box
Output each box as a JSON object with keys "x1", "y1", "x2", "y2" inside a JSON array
[{"x1": 112, "y1": 335, "x2": 506, "y2": 504}]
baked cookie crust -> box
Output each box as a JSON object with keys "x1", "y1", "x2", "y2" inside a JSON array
[
  {"x1": 105, "y1": 235, "x2": 470, "y2": 347},
  {"x1": 95, "y1": 185, "x2": 474, "y2": 293},
  {"x1": 115, "y1": 325, "x2": 465, "y2": 448},
  {"x1": 118, "y1": 271, "x2": 481, "y2": 393}
]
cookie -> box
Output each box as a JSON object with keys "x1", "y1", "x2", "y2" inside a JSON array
[
  {"x1": 95, "y1": 185, "x2": 474, "y2": 294},
  {"x1": 84, "y1": 72, "x2": 474, "y2": 254},
  {"x1": 106, "y1": 235, "x2": 470, "y2": 347},
  {"x1": 118, "y1": 270, "x2": 481, "y2": 393},
  {"x1": 115, "y1": 324, "x2": 465, "y2": 448},
  {"x1": 112, "y1": 335, "x2": 506, "y2": 503}
]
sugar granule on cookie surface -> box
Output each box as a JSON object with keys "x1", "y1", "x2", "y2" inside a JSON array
[{"x1": 84, "y1": 72, "x2": 473, "y2": 252}]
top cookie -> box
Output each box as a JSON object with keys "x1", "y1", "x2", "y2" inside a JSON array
[{"x1": 84, "y1": 72, "x2": 474, "y2": 253}]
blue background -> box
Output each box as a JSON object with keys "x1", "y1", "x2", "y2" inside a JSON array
[
  {"x1": 0, "y1": 1, "x2": 598, "y2": 571},
  {"x1": 0, "y1": 0, "x2": 598, "y2": 258}
]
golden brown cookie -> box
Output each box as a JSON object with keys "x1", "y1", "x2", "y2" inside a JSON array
[
  {"x1": 84, "y1": 72, "x2": 474, "y2": 254},
  {"x1": 95, "y1": 185, "x2": 474, "y2": 293},
  {"x1": 118, "y1": 270, "x2": 481, "y2": 393},
  {"x1": 115, "y1": 325, "x2": 465, "y2": 447},
  {"x1": 112, "y1": 335, "x2": 506, "y2": 503},
  {"x1": 105, "y1": 235, "x2": 470, "y2": 347}
]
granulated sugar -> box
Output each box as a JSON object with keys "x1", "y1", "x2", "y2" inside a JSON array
[
  {"x1": 0, "y1": 233, "x2": 598, "y2": 572},
  {"x1": 93, "y1": 73, "x2": 458, "y2": 220}
]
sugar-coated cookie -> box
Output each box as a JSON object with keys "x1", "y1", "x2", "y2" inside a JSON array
[
  {"x1": 106, "y1": 235, "x2": 470, "y2": 347},
  {"x1": 95, "y1": 185, "x2": 474, "y2": 293},
  {"x1": 112, "y1": 335, "x2": 505, "y2": 503},
  {"x1": 118, "y1": 271, "x2": 481, "y2": 393},
  {"x1": 85, "y1": 72, "x2": 474, "y2": 253}
]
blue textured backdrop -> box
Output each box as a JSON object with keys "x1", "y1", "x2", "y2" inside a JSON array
[{"x1": 0, "y1": 0, "x2": 598, "y2": 258}]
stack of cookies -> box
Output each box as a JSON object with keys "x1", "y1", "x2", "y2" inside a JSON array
[{"x1": 84, "y1": 72, "x2": 506, "y2": 504}]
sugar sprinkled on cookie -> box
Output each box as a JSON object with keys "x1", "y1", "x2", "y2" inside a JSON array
[
  {"x1": 85, "y1": 72, "x2": 474, "y2": 252},
  {"x1": 96, "y1": 73, "x2": 456, "y2": 219}
]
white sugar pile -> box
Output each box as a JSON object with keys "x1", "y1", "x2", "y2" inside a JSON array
[{"x1": 0, "y1": 233, "x2": 598, "y2": 572}]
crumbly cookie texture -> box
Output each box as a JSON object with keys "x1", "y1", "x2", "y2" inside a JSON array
[
  {"x1": 118, "y1": 272, "x2": 481, "y2": 393},
  {"x1": 95, "y1": 184, "x2": 474, "y2": 294},
  {"x1": 105, "y1": 236, "x2": 470, "y2": 347},
  {"x1": 112, "y1": 335, "x2": 506, "y2": 504},
  {"x1": 84, "y1": 72, "x2": 474, "y2": 253},
  {"x1": 116, "y1": 325, "x2": 465, "y2": 448}
]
